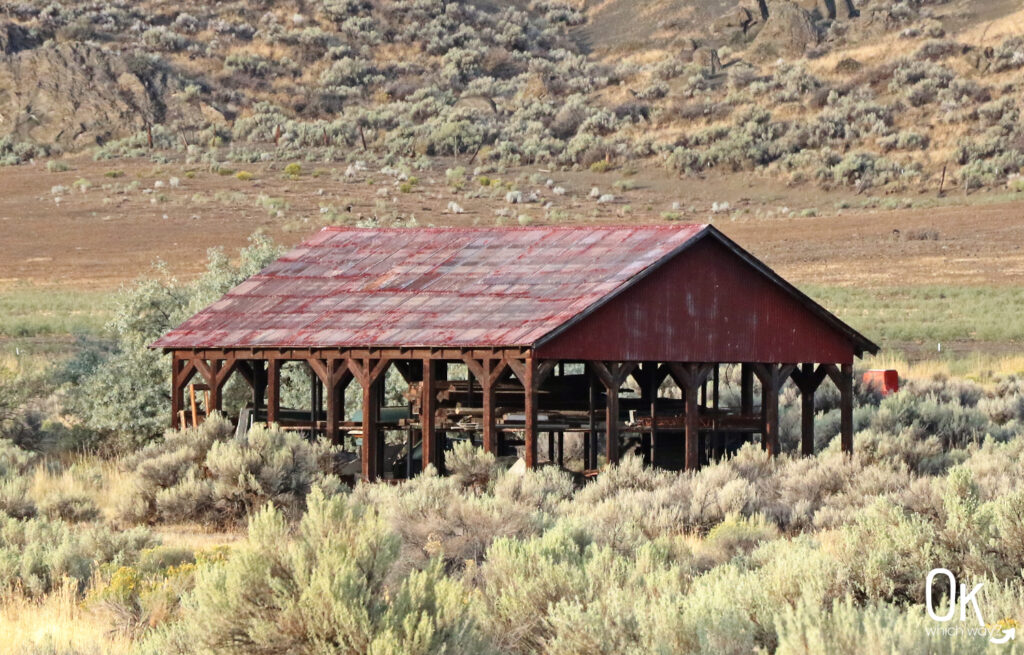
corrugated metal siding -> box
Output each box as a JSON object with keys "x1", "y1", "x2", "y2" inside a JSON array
[
  {"x1": 152, "y1": 224, "x2": 706, "y2": 349},
  {"x1": 535, "y1": 236, "x2": 857, "y2": 363}
]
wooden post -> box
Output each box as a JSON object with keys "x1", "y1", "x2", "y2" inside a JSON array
[
  {"x1": 589, "y1": 362, "x2": 638, "y2": 467},
  {"x1": 840, "y1": 363, "x2": 854, "y2": 455},
  {"x1": 267, "y1": 359, "x2": 281, "y2": 425},
  {"x1": 712, "y1": 365, "x2": 720, "y2": 410},
  {"x1": 462, "y1": 356, "x2": 508, "y2": 456},
  {"x1": 759, "y1": 381, "x2": 769, "y2": 449},
  {"x1": 309, "y1": 365, "x2": 318, "y2": 436},
  {"x1": 190, "y1": 385, "x2": 199, "y2": 427},
  {"x1": 763, "y1": 367, "x2": 779, "y2": 456},
  {"x1": 171, "y1": 355, "x2": 181, "y2": 429},
  {"x1": 347, "y1": 358, "x2": 390, "y2": 481},
  {"x1": 667, "y1": 364, "x2": 713, "y2": 471},
  {"x1": 524, "y1": 358, "x2": 537, "y2": 468},
  {"x1": 800, "y1": 363, "x2": 815, "y2": 457},
  {"x1": 363, "y1": 377, "x2": 380, "y2": 480},
  {"x1": 307, "y1": 358, "x2": 352, "y2": 446},
  {"x1": 421, "y1": 358, "x2": 439, "y2": 472},
  {"x1": 791, "y1": 363, "x2": 827, "y2": 457},
  {"x1": 251, "y1": 361, "x2": 266, "y2": 421},
  {"x1": 648, "y1": 362, "x2": 659, "y2": 467},
  {"x1": 740, "y1": 363, "x2": 754, "y2": 415},
  {"x1": 170, "y1": 355, "x2": 194, "y2": 429},
  {"x1": 325, "y1": 375, "x2": 341, "y2": 444},
  {"x1": 193, "y1": 358, "x2": 237, "y2": 420},
  {"x1": 207, "y1": 361, "x2": 223, "y2": 414},
  {"x1": 585, "y1": 372, "x2": 596, "y2": 470},
  {"x1": 605, "y1": 379, "x2": 620, "y2": 464},
  {"x1": 754, "y1": 364, "x2": 797, "y2": 457},
  {"x1": 685, "y1": 372, "x2": 700, "y2": 470},
  {"x1": 507, "y1": 357, "x2": 555, "y2": 469},
  {"x1": 482, "y1": 372, "x2": 497, "y2": 454}
]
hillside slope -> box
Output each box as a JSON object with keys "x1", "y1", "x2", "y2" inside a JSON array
[{"x1": 0, "y1": 0, "x2": 1022, "y2": 193}]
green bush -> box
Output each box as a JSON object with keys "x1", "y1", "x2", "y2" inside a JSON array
[
  {"x1": 138, "y1": 490, "x2": 492, "y2": 655},
  {"x1": 0, "y1": 512, "x2": 154, "y2": 597},
  {"x1": 62, "y1": 235, "x2": 281, "y2": 450},
  {"x1": 118, "y1": 414, "x2": 341, "y2": 527}
]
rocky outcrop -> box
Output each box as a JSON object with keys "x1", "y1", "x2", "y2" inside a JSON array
[
  {"x1": 0, "y1": 22, "x2": 40, "y2": 55},
  {"x1": 0, "y1": 41, "x2": 202, "y2": 148},
  {"x1": 752, "y1": 2, "x2": 819, "y2": 57},
  {"x1": 710, "y1": 0, "x2": 857, "y2": 55},
  {"x1": 693, "y1": 47, "x2": 723, "y2": 75},
  {"x1": 794, "y1": 0, "x2": 857, "y2": 21}
]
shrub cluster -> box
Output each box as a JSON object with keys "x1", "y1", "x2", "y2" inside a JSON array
[
  {"x1": 139, "y1": 429, "x2": 1024, "y2": 654},
  {"x1": 116, "y1": 413, "x2": 344, "y2": 527}
]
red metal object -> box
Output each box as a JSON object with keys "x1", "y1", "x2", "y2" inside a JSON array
[
  {"x1": 153, "y1": 224, "x2": 877, "y2": 363},
  {"x1": 863, "y1": 369, "x2": 899, "y2": 395},
  {"x1": 536, "y1": 234, "x2": 868, "y2": 364},
  {"x1": 153, "y1": 225, "x2": 704, "y2": 349}
]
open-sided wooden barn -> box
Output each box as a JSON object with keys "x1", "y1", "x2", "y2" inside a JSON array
[{"x1": 152, "y1": 224, "x2": 878, "y2": 481}]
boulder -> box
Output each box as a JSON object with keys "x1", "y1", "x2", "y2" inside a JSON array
[
  {"x1": 789, "y1": 0, "x2": 857, "y2": 20},
  {"x1": 712, "y1": 7, "x2": 753, "y2": 35},
  {"x1": 753, "y1": 2, "x2": 819, "y2": 57},
  {"x1": 836, "y1": 0, "x2": 859, "y2": 19},
  {"x1": 677, "y1": 36, "x2": 701, "y2": 52},
  {"x1": 693, "y1": 47, "x2": 722, "y2": 75},
  {"x1": 0, "y1": 22, "x2": 40, "y2": 55}
]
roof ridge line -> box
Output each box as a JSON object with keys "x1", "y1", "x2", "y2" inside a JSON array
[{"x1": 319, "y1": 223, "x2": 707, "y2": 234}]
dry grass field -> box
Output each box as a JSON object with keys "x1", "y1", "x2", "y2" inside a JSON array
[{"x1": 3, "y1": 153, "x2": 1022, "y2": 362}]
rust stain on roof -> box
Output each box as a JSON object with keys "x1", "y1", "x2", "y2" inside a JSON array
[{"x1": 152, "y1": 224, "x2": 708, "y2": 350}]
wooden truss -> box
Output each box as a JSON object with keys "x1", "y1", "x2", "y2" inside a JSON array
[{"x1": 167, "y1": 347, "x2": 856, "y2": 482}]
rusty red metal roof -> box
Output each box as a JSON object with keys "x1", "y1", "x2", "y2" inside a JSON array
[{"x1": 152, "y1": 224, "x2": 709, "y2": 350}]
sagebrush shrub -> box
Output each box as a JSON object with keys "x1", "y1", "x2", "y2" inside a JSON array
[
  {"x1": 138, "y1": 490, "x2": 493, "y2": 655},
  {"x1": 0, "y1": 512, "x2": 154, "y2": 597},
  {"x1": 118, "y1": 414, "x2": 342, "y2": 526}
]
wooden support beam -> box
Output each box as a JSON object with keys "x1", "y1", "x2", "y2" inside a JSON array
[
  {"x1": 363, "y1": 376, "x2": 381, "y2": 481},
  {"x1": 170, "y1": 355, "x2": 196, "y2": 429},
  {"x1": 266, "y1": 359, "x2": 282, "y2": 425},
  {"x1": 347, "y1": 357, "x2": 391, "y2": 481},
  {"x1": 589, "y1": 361, "x2": 638, "y2": 466},
  {"x1": 192, "y1": 358, "x2": 238, "y2": 417},
  {"x1": 753, "y1": 364, "x2": 797, "y2": 457},
  {"x1": 791, "y1": 363, "x2": 828, "y2": 457},
  {"x1": 740, "y1": 363, "x2": 754, "y2": 415},
  {"x1": 507, "y1": 357, "x2": 555, "y2": 469},
  {"x1": 250, "y1": 361, "x2": 267, "y2": 426},
  {"x1": 309, "y1": 365, "x2": 319, "y2": 435},
  {"x1": 422, "y1": 358, "x2": 439, "y2": 472},
  {"x1": 712, "y1": 365, "x2": 720, "y2": 410},
  {"x1": 667, "y1": 363, "x2": 713, "y2": 471},
  {"x1": 461, "y1": 356, "x2": 509, "y2": 455},
  {"x1": 647, "y1": 362, "x2": 658, "y2": 466},
  {"x1": 820, "y1": 363, "x2": 854, "y2": 454},
  {"x1": 308, "y1": 358, "x2": 352, "y2": 445},
  {"x1": 839, "y1": 363, "x2": 854, "y2": 455},
  {"x1": 585, "y1": 372, "x2": 596, "y2": 470},
  {"x1": 524, "y1": 358, "x2": 537, "y2": 468}
]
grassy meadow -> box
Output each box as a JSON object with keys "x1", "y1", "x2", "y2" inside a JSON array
[{"x1": 0, "y1": 287, "x2": 114, "y2": 341}]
